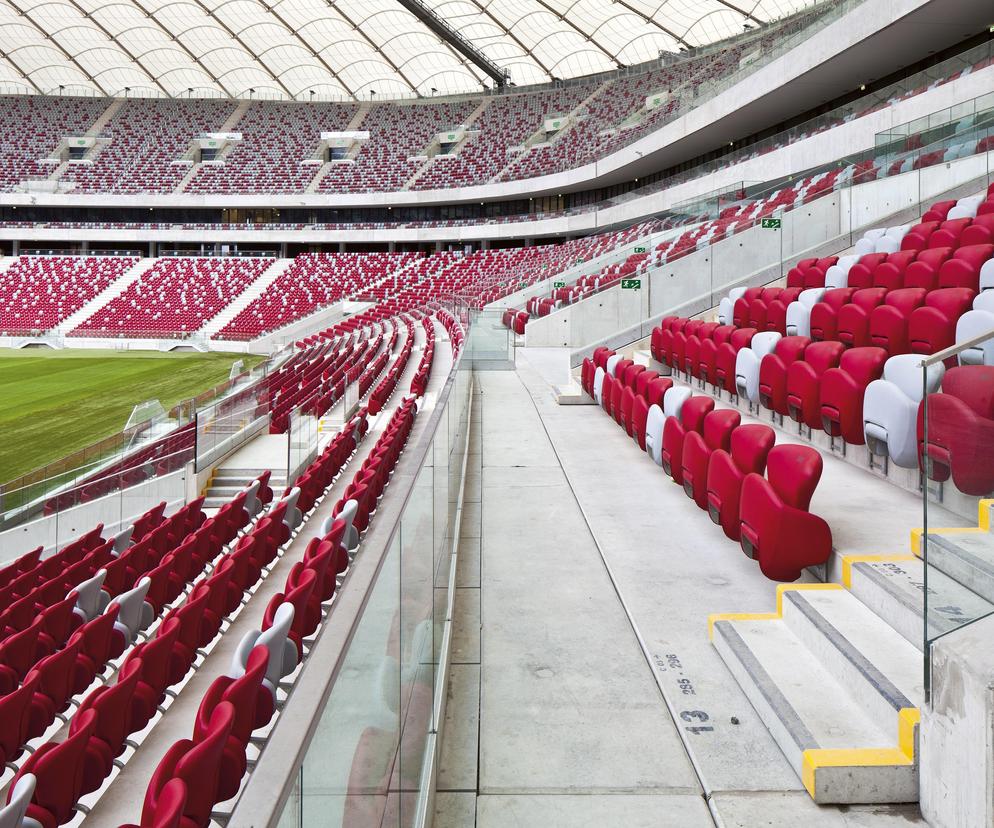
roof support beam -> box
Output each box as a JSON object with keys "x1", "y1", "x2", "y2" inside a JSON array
[{"x1": 390, "y1": 0, "x2": 508, "y2": 88}]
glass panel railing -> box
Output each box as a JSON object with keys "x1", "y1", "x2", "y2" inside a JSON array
[
  {"x1": 243, "y1": 316, "x2": 475, "y2": 828},
  {"x1": 921, "y1": 325, "x2": 994, "y2": 698}
]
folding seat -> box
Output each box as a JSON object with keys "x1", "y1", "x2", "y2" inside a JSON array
[
  {"x1": 908, "y1": 288, "x2": 976, "y2": 355},
  {"x1": 644, "y1": 376, "x2": 673, "y2": 409},
  {"x1": 918, "y1": 366, "x2": 994, "y2": 496},
  {"x1": 732, "y1": 288, "x2": 763, "y2": 328},
  {"x1": 262, "y1": 569, "x2": 318, "y2": 660},
  {"x1": 0, "y1": 616, "x2": 44, "y2": 695},
  {"x1": 645, "y1": 386, "x2": 690, "y2": 466},
  {"x1": 784, "y1": 288, "x2": 825, "y2": 337},
  {"x1": 581, "y1": 358, "x2": 595, "y2": 395},
  {"x1": 765, "y1": 288, "x2": 803, "y2": 334},
  {"x1": 818, "y1": 347, "x2": 888, "y2": 444},
  {"x1": 758, "y1": 336, "x2": 813, "y2": 416},
  {"x1": 929, "y1": 217, "x2": 973, "y2": 249},
  {"x1": 74, "y1": 657, "x2": 143, "y2": 795},
  {"x1": 123, "y1": 617, "x2": 180, "y2": 730},
  {"x1": 162, "y1": 588, "x2": 210, "y2": 685},
  {"x1": 903, "y1": 247, "x2": 953, "y2": 292},
  {"x1": 631, "y1": 395, "x2": 650, "y2": 451},
  {"x1": 956, "y1": 291, "x2": 994, "y2": 366},
  {"x1": 900, "y1": 221, "x2": 941, "y2": 251},
  {"x1": 786, "y1": 258, "x2": 818, "y2": 288},
  {"x1": 0, "y1": 774, "x2": 36, "y2": 828},
  {"x1": 715, "y1": 328, "x2": 757, "y2": 394},
  {"x1": 961, "y1": 213, "x2": 994, "y2": 246},
  {"x1": 634, "y1": 369, "x2": 659, "y2": 400},
  {"x1": 27, "y1": 638, "x2": 82, "y2": 738},
  {"x1": 10, "y1": 708, "x2": 97, "y2": 828},
  {"x1": 786, "y1": 341, "x2": 846, "y2": 429},
  {"x1": 823, "y1": 255, "x2": 860, "y2": 290},
  {"x1": 72, "y1": 570, "x2": 108, "y2": 625},
  {"x1": 138, "y1": 702, "x2": 235, "y2": 827},
  {"x1": 809, "y1": 288, "x2": 856, "y2": 341},
  {"x1": 937, "y1": 243, "x2": 993, "y2": 292},
  {"x1": 2, "y1": 667, "x2": 40, "y2": 764},
  {"x1": 836, "y1": 288, "x2": 889, "y2": 348},
  {"x1": 681, "y1": 410, "x2": 741, "y2": 509},
  {"x1": 650, "y1": 327, "x2": 667, "y2": 363},
  {"x1": 738, "y1": 445, "x2": 833, "y2": 582},
  {"x1": 193, "y1": 647, "x2": 270, "y2": 802},
  {"x1": 922, "y1": 200, "x2": 956, "y2": 222},
  {"x1": 72, "y1": 606, "x2": 122, "y2": 690},
  {"x1": 619, "y1": 386, "x2": 637, "y2": 435},
  {"x1": 698, "y1": 326, "x2": 733, "y2": 385},
  {"x1": 863, "y1": 355, "x2": 945, "y2": 467},
  {"x1": 705, "y1": 424, "x2": 777, "y2": 540},
  {"x1": 735, "y1": 332, "x2": 781, "y2": 403},
  {"x1": 235, "y1": 605, "x2": 297, "y2": 699},
  {"x1": 661, "y1": 396, "x2": 715, "y2": 483}
]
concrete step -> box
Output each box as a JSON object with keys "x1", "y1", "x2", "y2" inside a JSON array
[
  {"x1": 925, "y1": 532, "x2": 994, "y2": 606},
  {"x1": 843, "y1": 554, "x2": 994, "y2": 650},
  {"x1": 710, "y1": 584, "x2": 920, "y2": 804}
]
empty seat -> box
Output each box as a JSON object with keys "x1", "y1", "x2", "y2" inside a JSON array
[
  {"x1": 757, "y1": 336, "x2": 812, "y2": 416},
  {"x1": 955, "y1": 291, "x2": 994, "y2": 366},
  {"x1": 863, "y1": 355, "x2": 945, "y2": 468},
  {"x1": 739, "y1": 445, "x2": 833, "y2": 581},
  {"x1": 735, "y1": 332, "x2": 781, "y2": 402},
  {"x1": 819, "y1": 347, "x2": 888, "y2": 444},
  {"x1": 661, "y1": 396, "x2": 715, "y2": 483},
  {"x1": 706, "y1": 425, "x2": 777, "y2": 541},
  {"x1": 681, "y1": 409, "x2": 741, "y2": 509},
  {"x1": 918, "y1": 365, "x2": 994, "y2": 496},
  {"x1": 785, "y1": 341, "x2": 846, "y2": 429}
]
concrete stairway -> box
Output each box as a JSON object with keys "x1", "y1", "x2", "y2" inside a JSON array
[
  {"x1": 203, "y1": 467, "x2": 287, "y2": 509},
  {"x1": 55, "y1": 257, "x2": 158, "y2": 334},
  {"x1": 710, "y1": 583, "x2": 922, "y2": 804},
  {"x1": 219, "y1": 100, "x2": 252, "y2": 132},
  {"x1": 197, "y1": 257, "x2": 294, "y2": 338},
  {"x1": 87, "y1": 99, "x2": 124, "y2": 136}
]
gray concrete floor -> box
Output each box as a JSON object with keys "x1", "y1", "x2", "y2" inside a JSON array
[{"x1": 433, "y1": 355, "x2": 928, "y2": 827}]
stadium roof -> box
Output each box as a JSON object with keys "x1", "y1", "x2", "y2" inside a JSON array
[{"x1": 0, "y1": 0, "x2": 821, "y2": 100}]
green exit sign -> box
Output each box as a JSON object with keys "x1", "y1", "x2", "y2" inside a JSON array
[
  {"x1": 448, "y1": 133, "x2": 456, "y2": 141},
  {"x1": 634, "y1": 246, "x2": 647, "y2": 253},
  {"x1": 621, "y1": 279, "x2": 641, "y2": 290},
  {"x1": 761, "y1": 218, "x2": 782, "y2": 229},
  {"x1": 553, "y1": 281, "x2": 566, "y2": 288}
]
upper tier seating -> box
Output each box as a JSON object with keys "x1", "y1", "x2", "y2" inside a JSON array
[
  {"x1": 61, "y1": 99, "x2": 236, "y2": 194},
  {"x1": 0, "y1": 256, "x2": 137, "y2": 335},
  {"x1": 71, "y1": 257, "x2": 271, "y2": 337},
  {"x1": 0, "y1": 96, "x2": 107, "y2": 191},
  {"x1": 318, "y1": 100, "x2": 477, "y2": 193},
  {"x1": 187, "y1": 101, "x2": 356, "y2": 194}
]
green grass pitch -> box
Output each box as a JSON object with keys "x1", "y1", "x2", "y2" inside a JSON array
[{"x1": 0, "y1": 348, "x2": 264, "y2": 483}]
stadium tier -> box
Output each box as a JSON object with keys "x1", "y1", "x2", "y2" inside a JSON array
[{"x1": 2, "y1": 5, "x2": 994, "y2": 828}]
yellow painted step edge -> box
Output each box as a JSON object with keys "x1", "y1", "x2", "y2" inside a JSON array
[
  {"x1": 707, "y1": 583, "x2": 842, "y2": 640},
  {"x1": 911, "y1": 498, "x2": 993, "y2": 556},
  {"x1": 801, "y1": 708, "x2": 921, "y2": 797},
  {"x1": 840, "y1": 554, "x2": 916, "y2": 590}
]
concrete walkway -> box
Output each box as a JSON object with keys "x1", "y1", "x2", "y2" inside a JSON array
[{"x1": 434, "y1": 355, "x2": 928, "y2": 827}]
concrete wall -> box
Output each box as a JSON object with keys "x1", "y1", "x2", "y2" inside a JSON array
[
  {"x1": 921, "y1": 611, "x2": 994, "y2": 828},
  {"x1": 523, "y1": 149, "x2": 992, "y2": 349}
]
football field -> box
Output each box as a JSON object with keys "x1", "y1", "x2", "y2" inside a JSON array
[{"x1": 0, "y1": 348, "x2": 264, "y2": 483}]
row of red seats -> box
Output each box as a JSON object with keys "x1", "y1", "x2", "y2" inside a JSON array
[
  {"x1": 123, "y1": 400, "x2": 420, "y2": 827},
  {"x1": 410, "y1": 318, "x2": 436, "y2": 397},
  {"x1": 581, "y1": 347, "x2": 833, "y2": 581},
  {"x1": 369, "y1": 318, "x2": 415, "y2": 415},
  {"x1": 0, "y1": 474, "x2": 278, "y2": 828}
]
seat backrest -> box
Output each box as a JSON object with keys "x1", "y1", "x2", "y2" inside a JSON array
[
  {"x1": 773, "y1": 335, "x2": 811, "y2": 363},
  {"x1": 679, "y1": 396, "x2": 715, "y2": 433},
  {"x1": 702, "y1": 409, "x2": 741, "y2": 451},
  {"x1": 172, "y1": 702, "x2": 235, "y2": 824},
  {"x1": 883, "y1": 354, "x2": 946, "y2": 402},
  {"x1": 801, "y1": 341, "x2": 844, "y2": 375},
  {"x1": 146, "y1": 778, "x2": 187, "y2": 828},
  {"x1": 750, "y1": 331, "x2": 781, "y2": 359},
  {"x1": 838, "y1": 347, "x2": 888, "y2": 386},
  {"x1": 662, "y1": 385, "x2": 691, "y2": 419},
  {"x1": 0, "y1": 774, "x2": 36, "y2": 828},
  {"x1": 730, "y1": 424, "x2": 776, "y2": 476},
  {"x1": 766, "y1": 445, "x2": 823, "y2": 510},
  {"x1": 729, "y1": 328, "x2": 756, "y2": 350},
  {"x1": 941, "y1": 366, "x2": 994, "y2": 419}
]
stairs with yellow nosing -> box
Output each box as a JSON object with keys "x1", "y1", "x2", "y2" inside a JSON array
[
  {"x1": 710, "y1": 583, "x2": 922, "y2": 804},
  {"x1": 843, "y1": 499, "x2": 994, "y2": 648}
]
